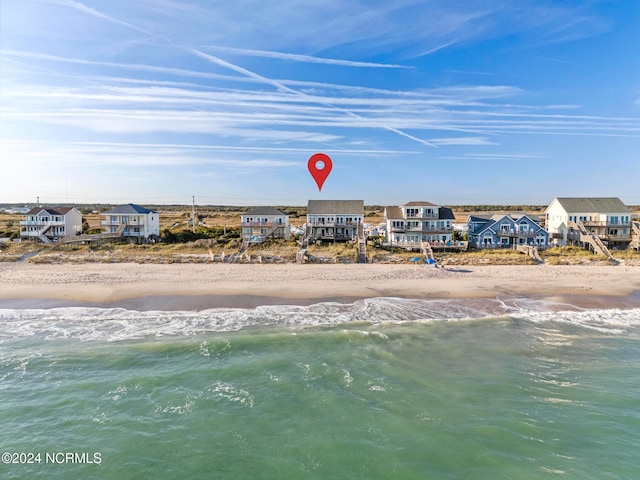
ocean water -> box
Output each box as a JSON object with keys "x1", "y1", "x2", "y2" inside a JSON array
[{"x1": 1, "y1": 297, "x2": 640, "y2": 479}]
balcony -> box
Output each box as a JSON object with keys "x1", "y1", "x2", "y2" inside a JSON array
[
  {"x1": 406, "y1": 213, "x2": 438, "y2": 219},
  {"x1": 315, "y1": 232, "x2": 354, "y2": 241},
  {"x1": 242, "y1": 221, "x2": 285, "y2": 227},
  {"x1": 603, "y1": 234, "x2": 632, "y2": 242},
  {"x1": 310, "y1": 221, "x2": 358, "y2": 227},
  {"x1": 581, "y1": 220, "x2": 631, "y2": 227},
  {"x1": 414, "y1": 226, "x2": 454, "y2": 233},
  {"x1": 20, "y1": 220, "x2": 64, "y2": 226},
  {"x1": 102, "y1": 220, "x2": 145, "y2": 227},
  {"x1": 498, "y1": 230, "x2": 539, "y2": 238}
]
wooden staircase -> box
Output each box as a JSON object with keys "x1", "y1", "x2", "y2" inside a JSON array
[
  {"x1": 296, "y1": 224, "x2": 313, "y2": 264},
  {"x1": 58, "y1": 221, "x2": 128, "y2": 244},
  {"x1": 226, "y1": 238, "x2": 249, "y2": 263},
  {"x1": 262, "y1": 223, "x2": 281, "y2": 240},
  {"x1": 421, "y1": 242, "x2": 435, "y2": 261},
  {"x1": 631, "y1": 221, "x2": 640, "y2": 251},
  {"x1": 357, "y1": 223, "x2": 366, "y2": 263},
  {"x1": 515, "y1": 244, "x2": 543, "y2": 263},
  {"x1": 36, "y1": 224, "x2": 53, "y2": 243},
  {"x1": 575, "y1": 221, "x2": 615, "y2": 261}
]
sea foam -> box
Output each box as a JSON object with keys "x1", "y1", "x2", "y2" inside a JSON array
[{"x1": 1, "y1": 297, "x2": 639, "y2": 342}]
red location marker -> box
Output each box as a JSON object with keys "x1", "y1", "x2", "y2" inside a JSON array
[{"x1": 308, "y1": 153, "x2": 332, "y2": 191}]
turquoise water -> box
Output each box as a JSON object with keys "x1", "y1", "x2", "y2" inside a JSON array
[{"x1": 1, "y1": 298, "x2": 640, "y2": 479}]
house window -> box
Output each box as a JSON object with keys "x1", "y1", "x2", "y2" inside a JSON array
[{"x1": 406, "y1": 208, "x2": 419, "y2": 217}]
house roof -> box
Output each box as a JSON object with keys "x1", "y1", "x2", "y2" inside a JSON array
[
  {"x1": 468, "y1": 215, "x2": 492, "y2": 222},
  {"x1": 385, "y1": 205, "x2": 455, "y2": 220},
  {"x1": 551, "y1": 197, "x2": 630, "y2": 214},
  {"x1": 307, "y1": 200, "x2": 364, "y2": 215},
  {"x1": 384, "y1": 206, "x2": 404, "y2": 219},
  {"x1": 55, "y1": 207, "x2": 75, "y2": 214},
  {"x1": 243, "y1": 206, "x2": 287, "y2": 216},
  {"x1": 25, "y1": 206, "x2": 76, "y2": 216},
  {"x1": 469, "y1": 214, "x2": 546, "y2": 236},
  {"x1": 403, "y1": 201, "x2": 438, "y2": 207},
  {"x1": 102, "y1": 204, "x2": 156, "y2": 215},
  {"x1": 438, "y1": 207, "x2": 456, "y2": 220}
]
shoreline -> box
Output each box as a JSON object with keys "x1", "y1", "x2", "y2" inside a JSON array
[{"x1": 2, "y1": 263, "x2": 640, "y2": 310}]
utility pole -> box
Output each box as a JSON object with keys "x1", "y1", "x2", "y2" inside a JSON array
[
  {"x1": 37, "y1": 196, "x2": 40, "y2": 207},
  {"x1": 192, "y1": 195, "x2": 196, "y2": 233}
]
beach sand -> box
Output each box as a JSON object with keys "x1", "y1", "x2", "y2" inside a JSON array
[{"x1": 1, "y1": 263, "x2": 639, "y2": 309}]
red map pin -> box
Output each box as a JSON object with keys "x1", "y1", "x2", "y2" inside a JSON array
[{"x1": 308, "y1": 153, "x2": 332, "y2": 191}]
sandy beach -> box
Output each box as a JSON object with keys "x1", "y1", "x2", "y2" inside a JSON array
[{"x1": 1, "y1": 262, "x2": 639, "y2": 308}]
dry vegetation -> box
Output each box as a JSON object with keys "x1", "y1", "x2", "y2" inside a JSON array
[
  {"x1": 541, "y1": 246, "x2": 605, "y2": 265},
  {"x1": 436, "y1": 248, "x2": 538, "y2": 266},
  {"x1": 3, "y1": 238, "x2": 639, "y2": 265}
]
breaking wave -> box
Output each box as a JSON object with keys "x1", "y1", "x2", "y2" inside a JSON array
[{"x1": 1, "y1": 297, "x2": 639, "y2": 342}]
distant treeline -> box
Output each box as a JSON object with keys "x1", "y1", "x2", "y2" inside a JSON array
[{"x1": 450, "y1": 205, "x2": 546, "y2": 212}]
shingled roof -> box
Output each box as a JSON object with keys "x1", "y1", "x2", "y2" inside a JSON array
[
  {"x1": 384, "y1": 206, "x2": 404, "y2": 219},
  {"x1": 551, "y1": 197, "x2": 630, "y2": 214},
  {"x1": 403, "y1": 201, "x2": 438, "y2": 207},
  {"x1": 438, "y1": 207, "x2": 456, "y2": 220},
  {"x1": 102, "y1": 204, "x2": 156, "y2": 215},
  {"x1": 243, "y1": 206, "x2": 287, "y2": 216},
  {"x1": 25, "y1": 207, "x2": 76, "y2": 216},
  {"x1": 307, "y1": 200, "x2": 364, "y2": 215}
]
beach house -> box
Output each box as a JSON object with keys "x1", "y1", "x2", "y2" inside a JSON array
[
  {"x1": 241, "y1": 207, "x2": 290, "y2": 242},
  {"x1": 384, "y1": 201, "x2": 455, "y2": 247},
  {"x1": 545, "y1": 197, "x2": 633, "y2": 250},
  {"x1": 467, "y1": 214, "x2": 549, "y2": 249},
  {"x1": 20, "y1": 206, "x2": 83, "y2": 243},
  {"x1": 305, "y1": 200, "x2": 364, "y2": 242},
  {"x1": 100, "y1": 204, "x2": 159, "y2": 241}
]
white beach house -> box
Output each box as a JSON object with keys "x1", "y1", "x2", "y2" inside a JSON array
[
  {"x1": 384, "y1": 201, "x2": 455, "y2": 246},
  {"x1": 306, "y1": 200, "x2": 365, "y2": 242},
  {"x1": 241, "y1": 207, "x2": 290, "y2": 242},
  {"x1": 101, "y1": 204, "x2": 159, "y2": 241},
  {"x1": 20, "y1": 206, "x2": 83, "y2": 243},
  {"x1": 545, "y1": 197, "x2": 632, "y2": 249}
]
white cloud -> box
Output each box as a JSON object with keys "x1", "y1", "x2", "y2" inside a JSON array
[
  {"x1": 56, "y1": 0, "x2": 154, "y2": 36},
  {"x1": 203, "y1": 46, "x2": 411, "y2": 69},
  {"x1": 429, "y1": 137, "x2": 499, "y2": 146}
]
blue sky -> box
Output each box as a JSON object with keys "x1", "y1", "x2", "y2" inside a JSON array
[{"x1": 1, "y1": 0, "x2": 639, "y2": 206}]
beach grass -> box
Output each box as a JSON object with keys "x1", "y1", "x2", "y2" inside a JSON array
[{"x1": 2, "y1": 236, "x2": 639, "y2": 266}]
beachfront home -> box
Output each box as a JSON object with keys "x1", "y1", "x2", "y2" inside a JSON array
[
  {"x1": 241, "y1": 207, "x2": 290, "y2": 242},
  {"x1": 545, "y1": 197, "x2": 632, "y2": 249},
  {"x1": 384, "y1": 201, "x2": 455, "y2": 246},
  {"x1": 467, "y1": 214, "x2": 549, "y2": 249},
  {"x1": 305, "y1": 200, "x2": 364, "y2": 242},
  {"x1": 100, "y1": 204, "x2": 159, "y2": 241},
  {"x1": 20, "y1": 207, "x2": 83, "y2": 243}
]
